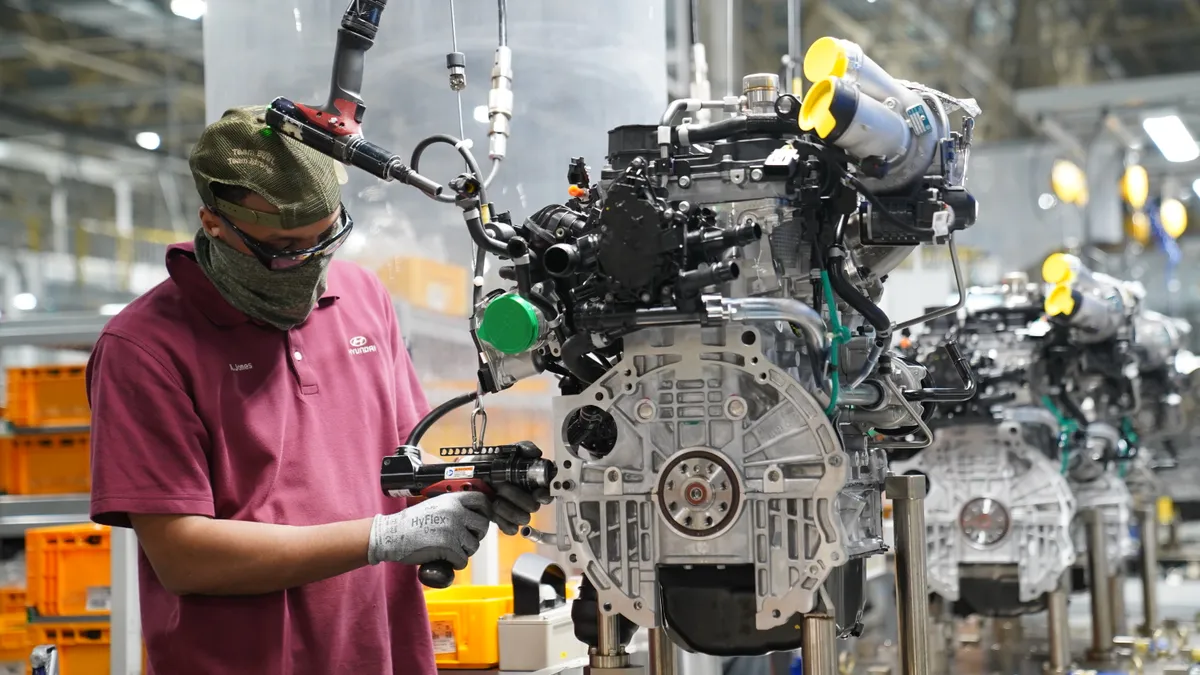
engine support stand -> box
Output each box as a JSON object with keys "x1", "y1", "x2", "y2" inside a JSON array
[
  {"x1": 802, "y1": 614, "x2": 838, "y2": 675},
  {"x1": 887, "y1": 475, "x2": 931, "y2": 675},
  {"x1": 1137, "y1": 506, "x2": 1159, "y2": 637},
  {"x1": 648, "y1": 628, "x2": 678, "y2": 675},
  {"x1": 1083, "y1": 509, "x2": 1116, "y2": 665},
  {"x1": 1047, "y1": 572, "x2": 1072, "y2": 675},
  {"x1": 586, "y1": 609, "x2": 640, "y2": 675}
]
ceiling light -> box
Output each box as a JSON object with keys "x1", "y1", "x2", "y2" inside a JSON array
[
  {"x1": 170, "y1": 0, "x2": 206, "y2": 21},
  {"x1": 135, "y1": 131, "x2": 161, "y2": 151},
  {"x1": 12, "y1": 293, "x2": 37, "y2": 311},
  {"x1": 1142, "y1": 114, "x2": 1200, "y2": 163}
]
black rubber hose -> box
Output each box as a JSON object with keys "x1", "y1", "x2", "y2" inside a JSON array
[
  {"x1": 676, "y1": 117, "x2": 796, "y2": 145},
  {"x1": 561, "y1": 334, "x2": 608, "y2": 386},
  {"x1": 405, "y1": 391, "x2": 478, "y2": 446},
  {"x1": 527, "y1": 289, "x2": 559, "y2": 321},
  {"x1": 825, "y1": 257, "x2": 891, "y2": 335},
  {"x1": 903, "y1": 342, "x2": 977, "y2": 403}
]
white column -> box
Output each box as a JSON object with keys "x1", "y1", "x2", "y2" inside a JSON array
[
  {"x1": 110, "y1": 527, "x2": 142, "y2": 675},
  {"x1": 471, "y1": 523, "x2": 500, "y2": 585}
]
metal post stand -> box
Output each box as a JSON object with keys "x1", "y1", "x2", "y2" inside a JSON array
[
  {"x1": 801, "y1": 614, "x2": 838, "y2": 675},
  {"x1": 1047, "y1": 573, "x2": 1072, "y2": 675},
  {"x1": 887, "y1": 475, "x2": 931, "y2": 675},
  {"x1": 1084, "y1": 509, "x2": 1115, "y2": 665},
  {"x1": 648, "y1": 628, "x2": 678, "y2": 675},
  {"x1": 1138, "y1": 506, "x2": 1159, "y2": 637},
  {"x1": 1110, "y1": 569, "x2": 1128, "y2": 637},
  {"x1": 586, "y1": 608, "x2": 640, "y2": 675}
]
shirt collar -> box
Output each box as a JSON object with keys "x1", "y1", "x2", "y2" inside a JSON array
[{"x1": 165, "y1": 242, "x2": 341, "y2": 328}]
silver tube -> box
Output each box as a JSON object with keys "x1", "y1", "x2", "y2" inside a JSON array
[
  {"x1": 886, "y1": 475, "x2": 931, "y2": 675},
  {"x1": 483, "y1": 157, "x2": 502, "y2": 189},
  {"x1": 892, "y1": 235, "x2": 966, "y2": 332},
  {"x1": 1047, "y1": 573, "x2": 1072, "y2": 674},
  {"x1": 721, "y1": 297, "x2": 829, "y2": 357},
  {"x1": 839, "y1": 384, "x2": 884, "y2": 408},
  {"x1": 648, "y1": 628, "x2": 678, "y2": 675},
  {"x1": 801, "y1": 614, "x2": 837, "y2": 675},
  {"x1": 1084, "y1": 509, "x2": 1115, "y2": 662},
  {"x1": 519, "y1": 525, "x2": 557, "y2": 545},
  {"x1": 1138, "y1": 507, "x2": 1159, "y2": 636},
  {"x1": 660, "y1": 98, "x2": 736, "y2": 125}
]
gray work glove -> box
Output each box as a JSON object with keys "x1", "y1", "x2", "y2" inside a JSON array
[
  {"x1": 367, "y1": 491, "x2": 493, "y2": 569},
  {"x1": 491, "y1": 441, "x2": 554, "y2": 536}
]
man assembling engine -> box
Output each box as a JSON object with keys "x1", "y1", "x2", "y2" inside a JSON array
[{"x1": 85, "y1": 105, "x2": 549, "y2": 674}]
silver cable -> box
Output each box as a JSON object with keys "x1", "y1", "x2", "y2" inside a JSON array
[{"x1": 449, "y1": 0, "x2": 467, "y2": 143}]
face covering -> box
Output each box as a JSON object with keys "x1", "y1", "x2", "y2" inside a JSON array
[{"x1": 194, "y1": 228, "x2": 332, "y2": 331}]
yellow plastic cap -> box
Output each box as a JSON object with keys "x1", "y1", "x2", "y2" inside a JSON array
[
  {"x1": 1041, "y1": 253, "x2": 1075, "y2": 285},
  {"x1": 1122, "y1": 165, "x2": 1149, "y2": 210},
  {"x1": 803, "y1": 37, "x2": 849, "y2": 83},
  {"x1": 799, "y1": 78, "x2": 839, "y2": 137},
  {"x1": 1045, "y1": 284, "x2": 1077, "y2": 317}
]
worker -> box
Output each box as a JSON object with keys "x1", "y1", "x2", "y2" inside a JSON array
[{"x1": 86, "y1": 106, "x2": 550, "y2": 675}]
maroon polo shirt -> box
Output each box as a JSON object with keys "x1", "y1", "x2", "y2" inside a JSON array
[{"x1": 87, "y1": 242, "x2": 435, "y2": 675}]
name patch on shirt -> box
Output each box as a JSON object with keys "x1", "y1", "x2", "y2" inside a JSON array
[{"x1": 229, "y1": 363, "x2": 254, "y2": 372}]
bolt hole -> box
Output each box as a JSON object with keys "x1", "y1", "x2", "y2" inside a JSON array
[
  {"x1": 680, "y1": 464, "x2": 689, "y2": 474},
  {"x1": 684, "y1": 516, "x2": 693, "y2": 526},
  {"x1": 705, "y1": 516, "x2": 713, "y2": 526},
  {"x1": 624, "y1": 383, "x2": 634, "y2": 392},
  {"x1": 624, "y1": 369, "x2": 633, "y2": 377},
  {"x1": 772, "y1": 610, "x2": 781, "y2": 618},
  {"x1": 563, "y1": 460, "x2": 572, "y2": 469},
  {"x1": 553, "y1": 481, "x2": 562, "y2": 490},
  {"x1": 595, "y1": 392, "x2": 604, "y2": 401},
  {"x1": 751, "y1": 357, "x2": 760, "y2": 365},
  {"x1": 562, "y1": 480, "x2": 574, "y2": 490},
  {"x1": 666, "y1": 481, "x2": 675, "y2": 490},
  {"x1": 741, "y1": 330, "x2": 757, "y2": 346},
  {"x1": 669, "y1": 501, "x2": 678, "y2": 510},
  {"x1": 758, "y1": 372, "x2": 768, "y2": 381},
  {"x1": 719, "y1": 502, "x2": 728, "y2": 512},
  {"x1": 569, "y1": 554, "x2": 578, "y2": 562},
  {"x1": 603, "y1": 603, "x2": 612, "y2": 612},
  {"x1": 719, "y1": 482, "x2": 728, "y2": 491}
]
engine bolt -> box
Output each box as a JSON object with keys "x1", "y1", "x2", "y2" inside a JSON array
[
  {"x1": 767, "y1": 469, "x2": 781, "y2": 482},
  {"x1": 635, "y1": 399, "x2": 656, "y2": 421},
  {"x1": 829, "y1": 455, "x2": 843, "y2": 467},
  {"x1": 750, "y1": 168, "x2": 764, "y2": 182},
  {"x1": 726, "y1": 396, "x2": 748, "y2": 420},
  {"x1": 607, "y1": 469, "x2": 620, "y2": 482},
  {"x1": 678, "y1": 175, "x2": 693, "y2": 188}
]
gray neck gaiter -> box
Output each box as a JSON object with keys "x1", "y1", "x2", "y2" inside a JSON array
[{"x1": 193, "y1": 229, "x2": 331, "y2": 331}]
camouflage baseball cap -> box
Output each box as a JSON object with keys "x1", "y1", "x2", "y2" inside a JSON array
[{"x1": 189, "y1": 105, "x2": 343, "y2": 230}]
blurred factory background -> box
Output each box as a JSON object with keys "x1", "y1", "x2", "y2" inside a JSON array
[{"x1": 0, "y1": 0, "x2": 1199, "y2": 585}]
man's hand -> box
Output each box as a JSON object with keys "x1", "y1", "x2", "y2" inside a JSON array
[
  {"x1": 492, "y1": 441, "x2": 554, "y2": 535},
  {"x1": 368, "y1": 491, "x2": 492, "y2": 569}
]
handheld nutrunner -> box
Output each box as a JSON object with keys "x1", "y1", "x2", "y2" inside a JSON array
[{"x1": 380, "y1": 442, "x2": 557, "y2": 588}]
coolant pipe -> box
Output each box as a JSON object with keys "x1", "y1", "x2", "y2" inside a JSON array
[
  {"x1": 720, "y1": 297, "x2": 829, "y2": 360},
  {"x1": 825, "y1": 248, "x2": 891, "y2": 335},
  {"x1": 674, "y1": 117, "x2": 797, "y2": 146},
  {"x1": 660, "y1": 98, "x2": 735, "y2": 125},
  {"x1": 519, "y1": 525, "x2": 557, "y2": 545},
  {"x1": 848, "y1": 335, "x2": 885, "y2": 389},
  {"x1": 902, "y1": 341, "x2": 976, "y2": 402}
]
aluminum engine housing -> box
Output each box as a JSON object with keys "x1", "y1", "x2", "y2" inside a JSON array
[
  {"x1": 550, "y1": 323, "x2": 848, "y2": 633},
  {"x1": 893, "y1": 419, "x2": 1076, "y2": 604}
]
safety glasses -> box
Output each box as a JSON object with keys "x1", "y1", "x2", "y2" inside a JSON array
[{"x1": 217, "y1": 206, "x2": 354, "y2": 270}]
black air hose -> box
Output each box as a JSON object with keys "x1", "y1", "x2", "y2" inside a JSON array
[{"x1": 825, "y1": 252, "x2": 891, "y2": 335}]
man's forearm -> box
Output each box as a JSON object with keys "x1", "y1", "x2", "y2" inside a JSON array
[{"x1": 131, "y1": 514, "x2": 375, "y2": 596}]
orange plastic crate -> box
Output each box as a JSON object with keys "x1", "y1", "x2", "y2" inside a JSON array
[
  {"x1": 0, "y1": 587, "x2": 26, "y2": 615},
  {"x1": 4, "y1": 367, "x2": 90, "y2": 429},
  {"x1": 26, "y1": 525, "x2": 110, "y2": 618},
  {"x1": 25, "y1": 622, "x2": 108, "y2": 675},
  {"x1": 0, "y1": 433, "x2": 90, "y2": 495},
  {"x1": 0, "y1": 612, "x2": 27, "y2": 663}
]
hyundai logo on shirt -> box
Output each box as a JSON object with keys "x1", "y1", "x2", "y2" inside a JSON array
[{"x1": 349, "y1": 335, "x2": 377, "y2": 356}]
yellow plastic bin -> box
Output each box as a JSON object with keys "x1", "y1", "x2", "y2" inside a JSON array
[{"x1": 424, "y1": 585, "x2": 513, "y2": 669}]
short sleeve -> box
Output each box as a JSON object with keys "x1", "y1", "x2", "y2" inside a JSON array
[{"x1": 87, "y1": 333, "x2": 215, "y2": 528}]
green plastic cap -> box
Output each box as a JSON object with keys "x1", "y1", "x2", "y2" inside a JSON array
[{"x1": 477, "y1": 293, "x2": 542, "y2": 355}]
